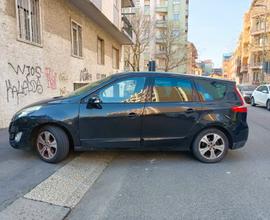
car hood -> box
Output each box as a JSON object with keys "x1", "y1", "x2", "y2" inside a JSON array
[{"x1": 23, "y1": 96, "x2": 67, "y2": 109}]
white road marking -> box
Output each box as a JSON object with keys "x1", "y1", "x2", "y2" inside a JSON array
[{"x1": 24, "y1": 152, "x2": 115, "y2": 208}]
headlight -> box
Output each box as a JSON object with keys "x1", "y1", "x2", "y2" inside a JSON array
[{"x1": 17, "y1": 106, "x2": 42, "y2": 118}]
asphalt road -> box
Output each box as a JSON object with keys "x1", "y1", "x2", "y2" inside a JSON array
[
  {"x1": 0, "y1": 129, "x2": 75, "y2": 212},
  {"x1": 1, "y1": 106, "x2": 270, "y2": 219},
  {"x1": 68, "y1": 106, "x2": 270, "y2": 220}
]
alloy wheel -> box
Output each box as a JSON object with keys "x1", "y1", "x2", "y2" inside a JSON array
[
  {"x1": 37, "y1": 131, "x2": 57, "y2": 160},
  {"x1": 198, "y1": 133, "x2": 225, "y2": 160}
]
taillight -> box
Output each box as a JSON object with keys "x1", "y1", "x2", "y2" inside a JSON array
[
  {"x1": 231, "y1": 106, "x2": 247, "y2": 113},
  {"x1": 232, "y1": 86, "x2": 247, "y2": 113}
]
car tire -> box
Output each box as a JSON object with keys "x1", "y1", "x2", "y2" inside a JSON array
[
  {"x1": 267, "y1": 100, "x2": 270, "y2": 111},
  {"x1": 192, "y1": 128, "x2": 229, "y2": 163},
  {"x1": 36, "y1": 126, "x2": 69, "y2": 163},
  {"x1": 251, "y1": 97, "x2": 256, "y2": 106}
]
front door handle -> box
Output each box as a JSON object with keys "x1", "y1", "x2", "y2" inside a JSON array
[
  {"x1": 185, "y1": 108, "x2": 195, "y2": 114},
  {"x1": 128, "y1": 112, "x2": 138, "y2": 118}
]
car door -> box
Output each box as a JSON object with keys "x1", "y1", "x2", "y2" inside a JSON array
[
  {"x1": 254, "y1": 86, "x2": 263, "y2": 104},
  {"x1": 260, "y1": 86, "x2": 269, "y2": 106},
  {"x1": 79, "y1": 76, "x2": 148, "y2": 149},
  {"x1": 141, "y1": 76, "x2": 201, "y2": 149}
]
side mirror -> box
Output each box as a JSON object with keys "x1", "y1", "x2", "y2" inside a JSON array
[
  {"x1": 262, "y1": 90, "x2": 269, "y2": 94},
  {"x1": 87, "y1": 96, "x2": 102, "y2": 109}
]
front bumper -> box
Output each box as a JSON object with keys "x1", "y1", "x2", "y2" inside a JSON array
[{"x1": 9, "y1": 121, "x2": 33, "y2": 150}]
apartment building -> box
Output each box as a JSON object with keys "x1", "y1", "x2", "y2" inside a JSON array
[
  {"x1": 222, "y1": 53, "x2": 233, "y2": 80},
  {"x1": 0, "y1": 0, "x2": 134, "y2": 128},
  {"x1": 186, "y1": 42, "x2": 198, "y2": 74},
  {"x1": 232, "y1": 0, "x2": 270, "y2": 85},
  {"x1": 135, "y1": 0, "x2": 189, "y2": 72}
]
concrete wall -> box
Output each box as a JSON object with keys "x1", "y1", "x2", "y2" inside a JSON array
[{"x1": 0, "y1": 0, "x2": 122, "y2": 128}]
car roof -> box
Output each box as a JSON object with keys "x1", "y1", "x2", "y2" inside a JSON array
[{"x1": 111, "y1": 72, "x2": 235, "y2": 84}]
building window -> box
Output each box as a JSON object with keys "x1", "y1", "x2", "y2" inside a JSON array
[
  {"x1": 97, "y1": 37, "x2": 105, "y2": 65},
  {"x1": 16, "y1": 0, "x2": 41, "y2": 45},
  {"x1": 173, "y1": 14, "x2": 180, "y2": 21},
  {"x1": 71, "y1": 21, "x2": 83, "y2": 58},
  {"x1": 112, "y1": 47, "x2": 120, "y2": 69}
]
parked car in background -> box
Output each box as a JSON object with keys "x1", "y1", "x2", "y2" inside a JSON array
[
  {"x1": 251, "y1": 84, "x2": 270, "y2": 111},
  {"x1": 238, "y1": 84, "x2": 257, "y2": 104},
  {"x1": 9, "y1": 72, "x2": 249, "y2": 164}
]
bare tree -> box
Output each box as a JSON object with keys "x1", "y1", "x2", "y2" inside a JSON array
[
  {"x1": 125, "y1": 11, "x2": 154, "y2": 71},
  {"x1": 156, "y1": 22, "x2": 187, "y2": 72}
]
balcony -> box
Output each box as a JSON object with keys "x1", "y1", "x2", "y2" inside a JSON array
[
  {"x1": 122, "y1": 7, "x2": 135, "y2": 15},
  {"x1": 250, "y1": 62, "x2": 263, "y2": 69},
  {"x1": 251, "y1": 27, "x2": 270, "y2": 35},
  {"x1": 121, "y1": 0, "x2": 135, "y2": 8},
  {"x1": 155, "y1": 50, "x2": 166, "y2": 58},
  {"x1": 155, "y1": 36, "x2": 165, "y2": 44},
  {"x1": 122, "y1": 15, "x2": 133, "y2": 39},
  {"x1": 240, "y1": 65, "x2": 248, "y2": 73},
  {"x1": 156, "y1": 20, "x2": 168, "y2": 28},
  {"x1": 68, "y1": 0, "x2": 133, "y2": 44},
  {"x1": 156, "y1": 5, "x2": 168, "y2": 13}
]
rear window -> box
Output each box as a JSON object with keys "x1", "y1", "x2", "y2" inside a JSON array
[{"x1": 195, "y1": 79, "x2": 228, "y2": 101}]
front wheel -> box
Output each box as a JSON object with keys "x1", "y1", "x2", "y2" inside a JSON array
[
  {"x1": 36, "y1": 126, "x2": 70, "y2": 163},
  {"x1": 267, "y1": 100, "x2": 270, "y2": 111},
  {"x1": 192, "y1": 129, "x2": 229, "y2": 163},
  {"x1": 251, "y1": 97, "x2": 256, "y2": 106}
]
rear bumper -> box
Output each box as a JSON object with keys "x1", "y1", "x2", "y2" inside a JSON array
[{"x1": 230, "y1": 126, "x2": 249, "y2": 150}]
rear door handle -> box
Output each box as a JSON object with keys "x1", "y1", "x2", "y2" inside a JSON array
[
  {"x1": 185, "y1": 108, "x2": 195, "y2": 114},
  {"x1": 128, "y1": 112, "x2": 138, "y2": 118}
]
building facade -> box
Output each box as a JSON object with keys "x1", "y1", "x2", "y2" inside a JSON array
[
  {"x1": 232, "y1": 0, "x2": 270, "y2": 85},
  {"x1": 0, "y1": 0, "x2": 134, "y2": 128},
  {"x1": 186, "y1": 42, "x2": 198, "y2": 74},
  {"x1": 197, "y1": 59, "x2": 214, "y2": 76},
  {"x1": 222, "y1": 53, "x2": 233, "y2": 80},
  {"x1": 135, "y1": 0, "x2": 189, "y2": 72}
]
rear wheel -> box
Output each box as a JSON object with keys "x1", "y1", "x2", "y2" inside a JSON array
[
  {"x1": 36, "y1": 126, "x2": 69, "y2": 163},
  {"x1": 192, "y1": 129, "x2": 229, "y2": 163},
  {"x1": 267, "y1": 100, "x2": 270, "y2": 111},
  {"x1": 251, "y1": 97, "x2": 256, "y2": 106}
]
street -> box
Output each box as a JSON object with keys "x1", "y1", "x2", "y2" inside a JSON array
[{"x1": 0, "y1": 106, "x2": 270, "y2": 220}]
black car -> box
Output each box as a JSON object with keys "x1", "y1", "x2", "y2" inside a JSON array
[
  {"x1": 9, "y1": 72, "x2": 249, "y2": 163},
  {"x1": 238, "y1": 84, "x2": 257, "y2": 104}
]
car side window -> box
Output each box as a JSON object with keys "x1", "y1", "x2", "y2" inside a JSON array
[
  {"x1": 151, "y1": 77, "x2": 194, "y2": 102},
  {"x1": 99, "y1": 77, "x2": 146, "y2": 103},
  {"x1": 257, "y1": 86, "x2": 263, "y2": 92},
  {"x1": 195, "y1": 79, "x2": 227, "y2": 101}
]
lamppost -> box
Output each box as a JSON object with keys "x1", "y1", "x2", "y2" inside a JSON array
[{"x1": 252, "y1": 0, "x2": 269, "y2": 83}]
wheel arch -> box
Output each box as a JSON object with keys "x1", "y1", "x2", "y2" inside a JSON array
[
  {"x1": 31, "y1": 122, "x2": 74, "y2": 150},
  {"x1": 190, "y1": 125, "x2": 233, "y2": 150}
]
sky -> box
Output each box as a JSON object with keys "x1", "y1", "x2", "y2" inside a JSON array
[{"x1": 189, "y1": 0, "x2": 252, "y2": 67}]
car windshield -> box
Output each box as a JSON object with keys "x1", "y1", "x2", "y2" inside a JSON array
[
  {"x1": 238, "y1": 85, "x2": 257, "y2": 91},
  {"x1": 65, "y1": 75, "x2": 113, "y2": 98}
]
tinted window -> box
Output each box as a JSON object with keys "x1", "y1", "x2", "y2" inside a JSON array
[
  {"x1": 99, "y1": 77, "x2": 146, "y2": 103},
  {"x1": 195, "y1": 79, "x2": 227, "y2": 101},
  {"x1": 151, "y1": 77, "x2": 194, "y2": 102}
]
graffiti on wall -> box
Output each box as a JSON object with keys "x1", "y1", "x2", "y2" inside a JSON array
[
  {"x1": 80, "y1": 68, "x2": 92, "y2": 82},
  {"x1": 44, "y1": 68, "x2": 57, "y2": 90},
  {"x1": 5, "y1": 63, "x2": 43, "y2": 104},
  {"x1": 58, "y1": 72, "x2": 69, "y2": 82}
]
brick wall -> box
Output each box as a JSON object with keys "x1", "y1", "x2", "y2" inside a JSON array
[{"x1": 0, "y1": 0, "x2": 122, "y2": 128}]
